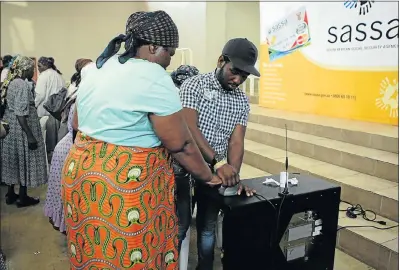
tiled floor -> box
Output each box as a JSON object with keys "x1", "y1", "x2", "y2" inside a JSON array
[{"x1": 0, "y1": 184, "x2": 375, "y2": 270}]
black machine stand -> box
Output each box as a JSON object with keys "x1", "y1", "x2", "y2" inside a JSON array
[{"x1": 213, "y1": 174, "x2": 341, "y2": 270}]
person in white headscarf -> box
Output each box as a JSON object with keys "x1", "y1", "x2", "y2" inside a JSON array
[
  {"x1": 35, "y1": 57, "x2": 65, "y2": 162},
  {"x1": 1, "y1": 55, "x2": 47, "y2": 208}
]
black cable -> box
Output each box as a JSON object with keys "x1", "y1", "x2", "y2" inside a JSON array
[
  {"x1": 337, "y1": 225, "x2": 398, "y2": 231},
  {"x1": 340, "y1": 200, "x2": 387, "y2": 225},
  {"x1": 339, "y1": 200, "x2": 399, "y2": 231},
  {"x1": 252, "y1": 191, "x2": 278, "y2": 251},
  {"x1": 252, "y1": 187, "x2": 286, "y2": 265},
  {"x1": 254, "y1": 193, "x2": 276, "y2": 212}
]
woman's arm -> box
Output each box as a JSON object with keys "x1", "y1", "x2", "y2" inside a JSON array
[
  {"x1": 12, "y1": 79, "x2": 37, "y2": 147},
  {"x1": 149, "y1": 110, "x2": 214, "y2": 183},
  {"x1": 72, "y1": 105, "x2": 78, "y2": 141},
  {"x1": 16, "y1": 116, "x2": 34, "y2": 138}
]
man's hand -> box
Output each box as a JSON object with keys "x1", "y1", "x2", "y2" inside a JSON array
[
  {"x1": 237, "y1": 184, "x2": 256, "y2": 197},
  {"x1": 216, "y1": 163, "x2": 240, "y2": 187}
]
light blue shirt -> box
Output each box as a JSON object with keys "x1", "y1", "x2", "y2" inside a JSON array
[{"x1": 76, "y1": 56, "x2": 182, "y2": 148}]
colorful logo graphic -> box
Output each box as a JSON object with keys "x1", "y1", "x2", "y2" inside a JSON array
[
  {"x1": 375, "y1": 77, "x2": 398, "y2": 118},
  {"x1": 344, "y1": 0, "x2": 374, "y2": 15},
  {"x1": 266, "y1": 35, "x2": 277, "y2": 46}
]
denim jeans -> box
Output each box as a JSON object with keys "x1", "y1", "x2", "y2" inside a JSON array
[
  {"x1": 174, "y1": 163, "x2": 221, "y2": 270},
  {"x1": 195, "y1": 183, "x2": 221, "y2": 270},
  {"x1": 174, "y1": 164, "x2": 193, "y2": 252}
]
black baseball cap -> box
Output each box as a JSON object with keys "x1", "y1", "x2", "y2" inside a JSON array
[{"x1": 222, "y1": 38, "x2": 260, "y2": 77}]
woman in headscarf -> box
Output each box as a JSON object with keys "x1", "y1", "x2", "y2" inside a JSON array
[
  {"x1": 0, "y1": 55, "x2": 13, "y2": 84},
  {"x1": 44, "y1": 58, "x2": 92, "y2": 234},
  {"x1": 0, "y1": 55, "x2": 48, "y2": 207},
  {"x1": 62, "y1": 10, "x2": 225, "y2": 270},
  {"x1": 58, "y1": 58, "x2": 93, "y2": 140},
  {"x1": 170, "y1": 64, "x2": 200, "y2": 88},
  {"x1": 35, "y1": 56, "x2": 65, "y2": 162}
]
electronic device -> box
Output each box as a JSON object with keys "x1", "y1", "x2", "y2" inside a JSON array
[
  {"x1": 279, "y1": 211, "x2": 323, "y2": 263},
  {"x1": 218, "y1": 185, "x2": 239, "y2": 196},
  {"x1": 213, "y1": 174, "x2": 341, "y2": 270}
]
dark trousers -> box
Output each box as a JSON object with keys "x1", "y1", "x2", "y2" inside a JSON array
[{"x1": 174, "y1": 165, "x2": 221, "y2": 270}]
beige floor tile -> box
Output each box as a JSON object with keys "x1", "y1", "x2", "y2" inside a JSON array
[
  {"x1": 247, "y1": 122, "x2": 326, "y2": 142},
  {"x1": 338, "y1": 214, "x2": 398, "y2": 244},
  {"x1": 244, "y1": 139, "x2": 286, "y2": 159},
  {"x1": 375, "y1": 187, "x2": 399, "y2": 200},
  {"x1": 337, "y1": 174, "x2": 398, "y2": 194},
  {"x1": 334, "y1": 249, "x2": 375, "y2": 270},
  {"x1": 240, "y1": 164, "x2": 269, "y2": 179},
  {"x1": 275, "y1": 155, "x2": 326, "y2": 170},
  {"x1": 308, "y1": 163, "x2": 360, "y2": 180},
  {"x1": 250, "y1": 105, "x2": 398, "y2": 138},
  {"x1": 247, "y1": 122, "x2": 399, "y2": 165},
  {"x1": 382, "y1": 239, "x2": 399, "y2": 253}
]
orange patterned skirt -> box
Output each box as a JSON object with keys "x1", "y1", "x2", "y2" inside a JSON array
[{"x1": 62, "y1": 132, "x2": 178, "y2": 270}]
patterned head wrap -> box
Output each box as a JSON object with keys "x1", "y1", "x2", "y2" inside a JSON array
[
  {"x1": 96, "y1": 10, "x2": 179, "y2": 68},
  {"x1": 72, "y1": 58, "x2": 93, "y2": 87},
  {"x1": 1, "y1": 55, "x2": 34, "y2": 106},
  {"x1": 38, "y1": 56, "x2": 54, "y2": 67},
  {"x1": 2, "y1": 55, "x2": 13, "y2": 68},
  {"x1": 39, "y1": 56, "x2": 62, "y2": 75},
  {"x1": 171, "y1": 65, "x2": 199, "y2": 88},
  {"x1": 75, "y1": 58, "x2": 92, "y2": 73}
]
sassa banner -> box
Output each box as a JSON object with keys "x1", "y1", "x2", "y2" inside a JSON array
[{"x1": 259, "y1": 1, "x2": 398, "y2": 125}]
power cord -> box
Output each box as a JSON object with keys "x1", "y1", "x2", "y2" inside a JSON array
[
  {"x1": 338, "y1": 200, "x2": 398, "y2": 231},
  {"x1": 252, "y1": 189, "x2": 284, "y2": 257},
  {"x1": 251, "y1": 191, "x2": 280, "y2": 270},
  {"x1": 252, "y1": 192, "x2": 278, "y2": 248}
]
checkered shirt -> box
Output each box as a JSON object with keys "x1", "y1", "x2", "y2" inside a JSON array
[{"x1": 179, "y1": 71, "x2": 250, "y2": 160}]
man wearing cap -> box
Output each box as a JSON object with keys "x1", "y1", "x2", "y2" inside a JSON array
[{"x1": 178, "y1": 38, "x2": 260, "y2": 269}]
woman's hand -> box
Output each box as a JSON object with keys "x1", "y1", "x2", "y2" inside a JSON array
[
  {"x1": 27, "y1": 136, "x2": 38, "y2": 150},
  {"x1": 0, "y1": 122, "x2": 9, "y2": 139},
  {"x1": 206, "y1": 174, "x2": 223, "y2": 187}
]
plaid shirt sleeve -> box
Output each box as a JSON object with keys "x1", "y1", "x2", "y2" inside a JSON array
[
  {"x1": 179, "y1": 76, "x2": 202, "y2": 111},
  {"x1": 237, "y1": 98, "x2": 250, "y2": 127}
]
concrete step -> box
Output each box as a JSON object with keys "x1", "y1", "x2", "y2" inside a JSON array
[
  {"x1": 337, "y1": 203, "x2": 398, "y2": 270},
  {"x1": 248, "y1": 105, "x2": 398, "y2": 154},
  {"x1": 246, "y1": 122, "x2": 398, "y2": 182},
  {"x1": 240, "y1": 164, "x2": 395, "y2": 269},
  {"x1": 243, "y1": 139, "x2": 399, "y2": 222}
]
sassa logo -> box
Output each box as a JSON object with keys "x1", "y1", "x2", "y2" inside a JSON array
[{"x1": 343, "y1": 0, "x2": 374, "y2": 16}]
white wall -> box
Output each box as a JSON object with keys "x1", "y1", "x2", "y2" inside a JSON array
[{"x1": 1, "y1": 1, "x2": 260, "y2": 79}]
